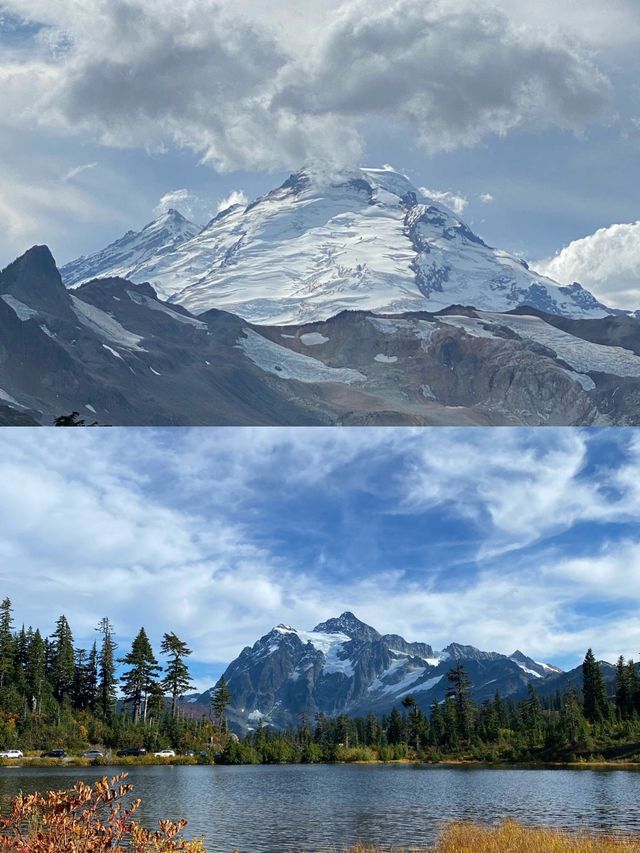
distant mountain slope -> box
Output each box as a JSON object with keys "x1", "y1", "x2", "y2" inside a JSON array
[
  {"x1": 60, "y1": 167, "x2": 612, "y2": 324},
  {"x1": 61, "y1": 209, "x2": 201, "y2": 287},
  {"x1": 191, "y1": 612, "x2": 564, "y2": 730},
  {"x1": 4, "y1": 247, "x2": 640, "y2": 426}
]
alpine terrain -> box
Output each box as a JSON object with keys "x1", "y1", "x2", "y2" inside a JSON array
[
  {"x1": 4, "y1": 245, "x2": 640, "y2": 425},
  {"x1": 61, "y1": 167, "x2": 612, "y2": 325},
  {"x1": 191, "y1": 612, "x2": 567, "y2": 730}
]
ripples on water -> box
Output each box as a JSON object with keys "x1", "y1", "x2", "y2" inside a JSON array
[{"x1": 1, "y1": 764, "x2": 640, "y2": 852}]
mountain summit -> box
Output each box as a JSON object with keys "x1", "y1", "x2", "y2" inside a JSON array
[
  {"x1": 195, "y1": 612, "x2": 563, "y2": 730},
  {"x1": 61, "y1": 166, "x2": 611, "y2": 324}
]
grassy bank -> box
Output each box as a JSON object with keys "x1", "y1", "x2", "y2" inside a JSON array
[{"x1": 347, "y1": 822, "x2": 640, "y2": 851}]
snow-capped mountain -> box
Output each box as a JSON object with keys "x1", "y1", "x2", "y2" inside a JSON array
[
  {"x1": 61, "y1": 167, "x2": 612, "y2": 324},
  {"x1": 61, "y1": 209, "x2": 201, "y2": 287},
  {"x1": 195, "y1": 612, "x2": 563, "y2": 730}
]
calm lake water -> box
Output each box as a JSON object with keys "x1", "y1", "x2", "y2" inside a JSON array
[{"x1": 1, "y1": 763, "x2": 640, "y2": 851}]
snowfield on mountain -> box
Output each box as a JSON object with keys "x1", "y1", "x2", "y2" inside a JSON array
[{"x1": 61, "y1": 167, "x2": 612, "y2": 325}]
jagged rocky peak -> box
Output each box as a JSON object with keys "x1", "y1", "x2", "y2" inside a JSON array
[
  {"x1": 0, "y1": 244, "x2": 74, "y2": 319},
  {"x1": 313, "y1": 611, "x2": 380, "y2": 642}
]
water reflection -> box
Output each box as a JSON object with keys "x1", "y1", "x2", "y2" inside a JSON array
[{"x1": 0, "y1": 764, "x2": 639, "y2": 852}]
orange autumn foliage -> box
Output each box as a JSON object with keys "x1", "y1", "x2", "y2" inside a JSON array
[{"x1": 0, "y1": 774, "x2": 205, "y2": 853}]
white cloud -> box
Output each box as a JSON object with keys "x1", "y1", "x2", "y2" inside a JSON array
[
  {"x1": 153, "y1": 189, "x2": 210, "y2": 224},
  {"x1": 216, "y1": 190, "x2": 248, "y2": 213},
  {"x1": 1, "y1": 428, "x2": 639, "y2": 672},
  {"x1": 419, "y1": 187, "x2": 468, "y2": 215},
  {"x1": 0, "y1": 0, "x2": 613, "y2": 172},
  {"x1": 534, "y1": 221, "x2": 640, "y2": 310},
  {"x1": 479, "y1": 192, "x2": 495, "y2": 204},
  {"x1": 62, "y1": 162, "x2": 98, "y2": 182}
]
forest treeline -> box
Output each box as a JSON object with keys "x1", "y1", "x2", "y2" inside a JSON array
[
  {"x1": 0, "y1": 598, "x2": 230, "y2": 754},
  {"x1": 1, "y1": 597, "x2": 639, "y2": 764}
]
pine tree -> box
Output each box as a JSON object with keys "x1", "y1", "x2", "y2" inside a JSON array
[
  {"x1": 615, "y1": 655, "x2": 633, "y2": 719},
  {"x1": 25, "y1": 629, "x2": 46, "y2": 712},
  {"x1": 120, "y1": 628, "x2": 161, "y2": 724},
  {"x1": 96, "y1": 618, "x2": 117, "y2": 721},
  {"x1": 0, "y1": 598, "x2": 14, "y2": 689},
  {"x1": 582, "y1": 648, "x2": 611, "y2": 724},
  {"x1": 446, "y1": 663, "x2": 473, "y2": 741},
  {"x1": 50, "y1": 616, "x2": 75, "y2": 703},
  {"x1": 386, "y1": 706, "x2": 404, "y2": 744},
  {"x1": 160, "y1": 632, "x2": 194, "y2": 718},
  {"x1": 402, "y1": 695, "x2": 428, "y2": 750},
  {"x1": 211, "y1": 676, "x2": 232, "y2": 731},
  {"x1": 429, "y1": 699, "x2": 445, "y2": 746}
]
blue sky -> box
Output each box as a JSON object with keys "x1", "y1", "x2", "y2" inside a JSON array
[
  {"x1": 1, "y1": 428, "x2": 640, "y2": 692},
  {"x1": 1, "y1": 0, "x2": 640, "y2": 308}
]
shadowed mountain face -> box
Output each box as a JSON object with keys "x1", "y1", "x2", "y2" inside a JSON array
[
  {"x1": 188, "y1": 612, "x2": 564, "y2": 731},
  {"x1": 61, "y1": 167, "x2": 612, "y2": 324},
  {"x1": 3, "y1": 247, "x2": 640, "y2": 426}
]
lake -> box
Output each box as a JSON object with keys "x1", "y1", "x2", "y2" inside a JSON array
[{"x1": 1, "y1": 763, "x2": 640, "y2": 851}]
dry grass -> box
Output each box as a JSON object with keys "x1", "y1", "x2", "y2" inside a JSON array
[{"x1": 344, "y1": 821, "x2": 640, "y2": 852}]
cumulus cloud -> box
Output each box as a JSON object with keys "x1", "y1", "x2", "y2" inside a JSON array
[
  {"x1": 0, "y1": 0, "x2": 613, "y2": 171},
  {"x1": 479, "y1": 192, "x2": 495, "y2": 204},
  {"x1": 419, "y1": 187, "x2": 468, "y2": 215},
  {"x1": 534, "y1": 221, "x2": 640, "y2": 310}
]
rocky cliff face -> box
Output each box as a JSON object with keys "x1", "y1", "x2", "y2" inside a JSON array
[
  {"x1": 3, "y1": 247, "x2": 640, "y2": 426},
  {"x1": 193, "y1": 612, "x2": 564, "y2": 730}
]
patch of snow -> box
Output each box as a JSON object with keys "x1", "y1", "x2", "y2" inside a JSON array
[
  {"x1": 126, "y1": 290, "x2": 206, "y2": 327},
  {"x1": 479, "y1": 312, "x2": 640, "y2": 378},
  {"x1": 39, "y1": 324, "x2": 55, "y2": 338},
  {"x1": 300, "y1": 332, "x2": 329, "y2": 346},
  {"x1": 247, "y1": 710, "x2": 266, "y2": 721},
  {"x1": 71, "y1": 296, "x2": 144, "y2": 349},
  {"x1": 1, "y1": 294, "x2": 39, "y2": 320},
  {"x1": 0, "y1": 388, "x2": 24, "y2": 408},
  {"x1": 421, "y1": 384, "x2": 436, "y2": 400},
  {"x1": 102, "y1": 344, "x2": 124, "y2": 360},
  {"x1": 568, "y1": 371, "x2": 596, "y2": 391},
  {"x1": 85, "y1": 404, "x2": 96, "y2": 413},
  {"x1": 237, "y1": 329, "x2": 366, "y2": 384},
  {"x1": 150, "y1": 367, "x2": 162, "y2": 376},
  {"x1": 374, "y1": 354, "x2": 398, "y2": 363},
  {"x1": 512, "y1": 661, "x2": 543, "y2": 678}
]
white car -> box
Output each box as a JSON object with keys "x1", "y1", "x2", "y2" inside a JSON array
[
  {"x1": 153, "y1": 748, "x2": 176, "y2": 758},
  {"x1": 0, "y1": 749, "x2": 23, "y2": 759}
]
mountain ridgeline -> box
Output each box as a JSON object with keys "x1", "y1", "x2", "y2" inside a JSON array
[
  {"x1": 5, "y1": 243, "x2": 640, "y2": 425},
  {"x1": 190, "y1": 611, "x2": 573, "y2": 731}
]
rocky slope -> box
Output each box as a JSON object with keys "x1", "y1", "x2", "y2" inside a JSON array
[
  {"x1": 61, "y1": 167, "x2": 612, "y2": 324},
  {"x1": 192, "y1": 612, "x2": 563, "y2": 730},
  {"x1": 4, "y1": 247, "x2": 640, "y2": 426}
]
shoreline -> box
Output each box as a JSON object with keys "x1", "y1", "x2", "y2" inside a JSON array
[{"x1": 2, "y1": 756, "x2": 640, "y2": 770}]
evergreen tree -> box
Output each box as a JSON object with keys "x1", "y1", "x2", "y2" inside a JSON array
[
  {"x1": 582, "y1": 648, "x2": 611, "y2": 723},
  {"x1": 50, "y1": 616, "x2": 75, "y2": 703},
  {"x1": 211, "y1": 676, "x2": 232, "y2": 731},
  {"x1": 615, "y1": 656, "x2": 633, "y2": 719},
  {"x1": 160, "y1": 632, "x2": 194, "y2": 718},
  {"x1": 25, "y1": 629, "x2": 46, "y2": 712},
  {"x1": 0, "y1": 598, "x2": 14, "y2": 689},
  {"x1": 402, "y1": 695, "x2": 428, "y2": 750},
  {"x1": 429, "y1": 699, "x2": 445, "y2": 746},
  {"x1": 96, "y1": 618, "x2": 117, "y2": 721},
  {"x1": 386, "y1": 706, "x2": 404, "y2": 744},
  {"x1": 120, "y1": 628, "x2": 160, "y2": 724},
  {"x1": 446, "y1": 663, "x2": 474, "y2": 741}
]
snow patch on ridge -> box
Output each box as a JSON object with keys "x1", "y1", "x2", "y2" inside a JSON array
[{"x1": 237, "y1": 329, "x2": 366, "y2": 384}]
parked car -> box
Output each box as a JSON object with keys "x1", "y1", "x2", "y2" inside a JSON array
[
  {"x1": 0, "y1": 749, "x2": 23, "y2": 759},
  {"x1": 117, "y1": 747, "x2": 147, "y2": 757},
  {"x1": 83, "y1": 749, "x2": 104, "y2": 759},
  {"x1": 153, "y1": 748, "x2": 176, "y2": 758},
  {"x1": 42, "y1": 749, "x2": 66, "y2": 758}
]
